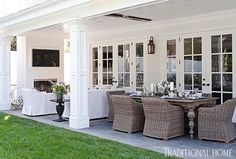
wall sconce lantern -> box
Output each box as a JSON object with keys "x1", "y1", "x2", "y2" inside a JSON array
[{"x1": 148, "y1": 36, "x2": 155, "y2": 54}]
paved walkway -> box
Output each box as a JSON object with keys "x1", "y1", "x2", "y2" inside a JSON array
[{"x1": 2, "y1": 110, "x2": 236, "y2": 159}]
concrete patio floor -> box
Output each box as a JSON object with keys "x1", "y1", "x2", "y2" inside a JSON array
[{"x1": 2, "y1": 110, "x2": 236, "y2": 159}]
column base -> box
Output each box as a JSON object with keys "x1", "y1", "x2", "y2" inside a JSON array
[
  {"x1": 0, "y1": 101, "x2": 10, "y2": 111},
  {"x1": 69, "y1": 115, "x2": 89, "y2": 129}
]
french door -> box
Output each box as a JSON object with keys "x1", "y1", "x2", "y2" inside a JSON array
[
  {"x1": 117, "y1": 42, "x2": 145, "y2": 90},
  {"x1": 165, "y1": 31, "x2": 235, "y2": 104},
  {"x1": 211, "y1": 34, "x2": 233, "y2": 104},
  {"x1": 91, "y1": 41, "x2": 145, "y2": 91},
  {"x1": 91, "y1": 45, "x2": 113, "y2": 86}
]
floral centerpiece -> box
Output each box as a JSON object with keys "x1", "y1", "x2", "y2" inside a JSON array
[
  {"x1": 51, "y1": 82, "x2": 69, "y2": 101},
  {"x1": 155, "y1": 80, "x2": 170, "y2": 96}
]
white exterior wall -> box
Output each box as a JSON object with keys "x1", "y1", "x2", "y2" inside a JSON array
[
  {"x1": 17, "y1": 35, "x2": 64, "y2": 89},
  {"x1": 88, "y1": 12, "x2": 236, "y2": 89},
  {"x1": 88, "y1": 13, "x2": 236, "y2": 122}
]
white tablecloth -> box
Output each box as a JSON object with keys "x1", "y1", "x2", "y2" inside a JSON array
[
  {"x1": 63, "y1": 88, "x2": 124, "y2": 119},
  {"x1": 88, "y1": 89, "x2": 109, "y2": 119}
]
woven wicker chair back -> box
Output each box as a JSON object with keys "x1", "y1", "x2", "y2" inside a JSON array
[
  {"x1": 106, "y1": 90, "x2": 125, "y2": 108},
  {"x1": 111, "y1": 95, "x2": 137, "y2": 115},
  {"x1": 142, "y1": 97, "x2": 177, "y2": 119}
]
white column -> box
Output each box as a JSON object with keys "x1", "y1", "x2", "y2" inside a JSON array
[
  {"x1": 68, "y1": 20, "x2": 89, "y2": 129},
  {"x1": 0, "y1": 36, "x2": 13, "y2": 110}
]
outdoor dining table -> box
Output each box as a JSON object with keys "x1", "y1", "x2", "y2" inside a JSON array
[{"x1": 132, "y1": 96, "x2": 218, "y2": 139}]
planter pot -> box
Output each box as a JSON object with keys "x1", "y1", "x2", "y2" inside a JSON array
[{"x1": 56, "y1": 93, "x2": 64, "y2": 101}]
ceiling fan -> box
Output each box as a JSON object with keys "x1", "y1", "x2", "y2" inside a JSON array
[{"x1": 105, "y1": 13, "x2": 152, "y2": 22}]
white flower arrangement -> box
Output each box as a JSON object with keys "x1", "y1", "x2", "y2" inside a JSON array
[{"x1": 155, "y1": 80, "x2": 170, "y2": 95}]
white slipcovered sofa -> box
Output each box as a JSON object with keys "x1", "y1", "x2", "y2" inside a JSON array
[{"x1": 20, "y1": 88, "x2": 56, "y2": 116}]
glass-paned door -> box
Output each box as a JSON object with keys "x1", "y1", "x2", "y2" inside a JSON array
[
  {"x1": 136, "y1": 43, "x2": 144, "y2": 91},
  {"x1": 92, "y1": 47, "x2": 98, "y2": 85},
  {"x1": 166, "y1": 40, "x2": 177, "y2": 85},
  {"x1": 184, "y1": 37, "x2": 202, "y2": 91},
  {"x1": 118, "y1": 44, "x2": 130, "y2": 87},
  {"x1": 211, "y1": 34, "x2": 233, "y2": 104},
  {"x1": 102, "y1": 46, "x2": 113, "y2": 85}
]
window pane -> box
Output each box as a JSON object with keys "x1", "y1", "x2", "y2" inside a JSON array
[
  {"x1": 211, "y1": 35, "x2": 221, "y2": 53},
  {"x1": 118, "y1": 73, "x2": 123, "y2": 86},
  {"x1": 184, "y1": 74, "x2": 192, "y2": 90},
  {"x1": 124, "y1": 44, "x2": 130, "y2": 58},
  {"x1": 124, "y1": 74, "x2": 130, "y2": 87},
  {"x1": 212, "y1": 55, "x2": 221, "y2": 72},
  {"x1": 167, "y1": 57, "x2": 176, "y2": 72},
  {"x1": 118, "y1": 45, "x2": 123, "y2": 58},
  {"x1": 212, "y1": 74, "x2": 221, "y2": 91},
  {"x1": 184, "y1": 38, "x2": 192, "y2": 55},
  {"x1": 193, "y1": 56, "x2": 202, "y2": 72},
  {"x1": 223, "y1": 74, "x2": 232, "y2": 92},
  {"x1": 93, "y1": 73, "x2": 98, "y2": 85},
  {"x1": 136, "y1": 73, "x2": 144, "y2": 88},
  {"x1": 93, "y1": 48, "x2": 98, "y2": 60},
  {"x1": 103, "y1": 60, "x2": 107, "y2": 72},
  {"x1": 184, "y1": 56, "x2": 192, "y2": 72},
  {"x1": 103, "y1": 73, "x2": 108, "y2": 85},
  {"x1": 93, "y1": 61, "x2": 98, "y2": 72},
  {"x1": 118, "y1": 59, "x2": 124, "y2": 72},
  {"x1": 194, "y1": 74, "x2": 202, "y2": 90},
  {"x1": 212, "y1": 93, "x2": 221, "y2": 104},
  {"x1": 124, "y1": 59, "x2": 130, "y2": 72},
  {"x1": 167, "y1": 73, "x2": 176, "y2": 85},
  {"x1": 167, "y1": 40, "x2": 176, "y2": 56},
  {"x1": 222, "y1": 54, "x2": 232, "y2": 72},
  {"x1": 108, "y1": 73, "x2": 113, "y2": 85},
  {"x1": 223, "y1": 93, "x2": 232, "y2": 103},
  {"x1": 136, "y1": 43, "x2": 143, "y2": 57},
  {"x1": 108, "y1": 60, "x2": 113, "y2": 72},
  {"x1": 108, "y1": 46, "x2": 113, "y2": 58},
  {"x1": 103, "y1": 47, "x2": 107, "y2": 59},
  {"x1": 136, "y1": 58, "x2": 143, "y2": 72},
  {"x1": 222, "y1": 34, "x2": 232, "y2": 53},
  {"x1": 193, "y1": 37, "x2": 202, "y2": 54}
]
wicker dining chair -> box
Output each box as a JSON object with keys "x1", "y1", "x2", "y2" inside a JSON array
[
  {"x1": 106, "y1": 90, "x2": 125, "y2": 122},
  {"x1": 142, "y1": 97, "x2": 184, "y2": 140},
  {"x1": 198, "y1": 98, "x2": 236, "y2": 143},
  {"x1": 111, "y1": 95, "x2": 145, "y2": 133}
]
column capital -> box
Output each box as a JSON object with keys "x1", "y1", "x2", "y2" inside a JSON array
[
  {"x1": 0, "y1": 36, "x2": 14, "y2": 45},
  {"x1": 66, "y1": 19, "x2": 87, "y2": 31}
]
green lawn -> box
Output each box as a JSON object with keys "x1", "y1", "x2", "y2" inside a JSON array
[{"x1": 0, "y1": 113, "x2": 178, "y2": 159}]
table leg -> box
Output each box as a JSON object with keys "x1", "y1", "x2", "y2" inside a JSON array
[{"x1": 187, "y1": 108, "x2": 195, "y2": 139}]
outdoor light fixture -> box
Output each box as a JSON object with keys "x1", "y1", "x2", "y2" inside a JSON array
[{"x1": 148, "y1": 36, "x2": 155, "y2": 54}]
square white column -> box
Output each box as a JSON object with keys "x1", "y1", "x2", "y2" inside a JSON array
[
  {"x1": 0, "y1": 37, "x2": 13, "y2": 110},
  {"x1": 68, "y1": 20, "x2": 89, "y2": 129}
]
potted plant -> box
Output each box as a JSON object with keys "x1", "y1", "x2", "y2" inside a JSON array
[{"x1": 51, "y1": 82, "x2": 67, "y2": 101}]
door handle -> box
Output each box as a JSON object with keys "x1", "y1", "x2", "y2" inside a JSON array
[
  {"x1": 202, "y1": 83, "x2": 206, "y2": 86},
  {"x1": 206, "y1": 83, "x2": 210, "y2": 86}
]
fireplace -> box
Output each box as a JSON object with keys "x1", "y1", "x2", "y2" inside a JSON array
[{"x1": 34, "y1": 79, "x2": 57, "y2": 93}]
